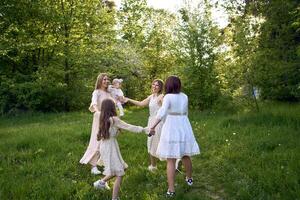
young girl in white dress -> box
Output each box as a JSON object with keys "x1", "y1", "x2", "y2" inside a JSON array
[
  {"x1": 93, "y1": 99, "x2": 149, "y2": 200},
  {"x1": 124, "y1": 79, "x2": 164, "y2": 171},
  {"x1": 150, "y1": 76, "x2": 200, "y2": 197}
]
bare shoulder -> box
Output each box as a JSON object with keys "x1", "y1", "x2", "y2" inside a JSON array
[
  {"x1": 158, "y1": 94, "x2": 164, "y2": 101},
  {"x1": 158, "y1": 93, "x2": 164, "y2": 98}
]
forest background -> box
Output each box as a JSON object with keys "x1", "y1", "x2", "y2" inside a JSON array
[{"x1": 1, "y1": 0, "x2": 299, "y2": 114}]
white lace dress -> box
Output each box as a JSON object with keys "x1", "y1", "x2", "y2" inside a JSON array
[
  {"x1": 147, "y1": 94, "x2": 163, "y2": 158},
  {"x1": 98, "y1": 117, "x2": 145, "y2": 176},
  {"x1": 156, "y1": 93, "x2": 200, "y2": 159}
]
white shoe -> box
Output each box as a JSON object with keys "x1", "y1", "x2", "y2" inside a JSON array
[
  {"x1": 91, "y1": 167, "x2": 102, "y2": 175},
  {"x1": 185, "y1": 177, "x2": 193, "y2": 186},
  {"x1": 148, "y1": 165, "x2": 157, "y2": 172},
  {"x1": 93, "y1": 180, "x2": 110, "y2": 190}
]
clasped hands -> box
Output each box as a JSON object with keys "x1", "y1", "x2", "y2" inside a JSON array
[{"x1": 143, "y1": 127, "x2": 156, "y2": 137}]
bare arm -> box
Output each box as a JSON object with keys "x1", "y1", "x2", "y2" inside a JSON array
[{"x1": 125, "y1": 95, "x2": 151, "y2": 107}]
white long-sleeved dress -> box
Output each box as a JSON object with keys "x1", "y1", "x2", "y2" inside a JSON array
[
  {"x1": 98, "y1": 117, "x2": 145, "y2": 176},
  {"x1": 80, "y1": 89, "x2": 112, "y2": 165},
  {"x1": 155, "y1": 93, "x2": 200, "y2": 159}
]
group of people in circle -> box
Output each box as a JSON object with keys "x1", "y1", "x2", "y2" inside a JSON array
[{"x1": 79, "y1": 73, "x2": 200, "y2": 200}]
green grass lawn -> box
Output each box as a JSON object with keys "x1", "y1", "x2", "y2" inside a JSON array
[{"x1": 0, "y1": 103, "x2": 299, "y2": 200}]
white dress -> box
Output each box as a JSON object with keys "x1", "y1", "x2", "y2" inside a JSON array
[
  {"x1": 147, "y1": 94, "x2": 163, "y2": 158},
  {"x1": 108, "y1": 85, "x2": 125, "y2": 116},
  {"x1": 80, "y1": 89, "x2": 112, "y2": 165},
  {"x1": 156, "y1": 93, "x2": 200, "y2": 159},
  {"x1": 98, "y1": 117, "x2": 145, "y2": 176}
]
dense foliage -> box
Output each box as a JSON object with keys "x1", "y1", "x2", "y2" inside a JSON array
[{"x1": 0, "y1": 0, "x2": 299, "y2": 114}]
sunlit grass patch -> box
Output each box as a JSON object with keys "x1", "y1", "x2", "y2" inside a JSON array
[{"x1": 0, "y1": 102, "x2": 299, "y2": 199}]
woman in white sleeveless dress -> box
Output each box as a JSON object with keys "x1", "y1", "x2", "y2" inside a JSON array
[
  {"x1": 150, "y1": 76, "x2": 200, "y2": 197},
  {"x1": 80, "y1": 73, "x2": 112, "y2": 175},
  {"x1": 125, "y1": 79, "x2": 164, "y2": 171}
]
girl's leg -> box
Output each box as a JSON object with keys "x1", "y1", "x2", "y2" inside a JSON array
[
  {"x1": 102, "y1": 175, "x2": 114, "y2": 182},
  {"x1": 166, "y1": 158, "x2": 176, "y2": 192},
  {"x1": 112, "y1": 176, "x2": 123, "y2": 199},
  {"x1": 117, "y1": 102, "x2": 124, "y2": 116},
  {"x1": 182, "y1": 156, "x2": 192, "y2": 178},
  {"x1": 150, "y1": 155, "x2": 157, "y2": 167},
  {"x1": 94, "y1": 175, "x2": 114, "y2": 190},
  {"x1": 90, "y1": 153, "x2": 101, "y2": 175}
]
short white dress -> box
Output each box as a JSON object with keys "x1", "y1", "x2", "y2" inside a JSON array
[
  {"x1": 156, "y1": 93, "x2": 200, "y2": 159},
  {"x1": 147, "y1": 94, "x2": 163, "y2": 158},
  {"x1": 98, "y1": 117, "x2": 145, "y2": 176}
]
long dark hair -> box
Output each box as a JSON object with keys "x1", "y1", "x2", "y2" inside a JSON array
[
  {"x1": 165, "y1": 76, "x2": 181, "y2": 94},
  {"x1": 97, "y1": 99, "x2": 117, "y2": 140}
]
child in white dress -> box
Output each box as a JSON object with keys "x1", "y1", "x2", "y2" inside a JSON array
[
  {"x1": 93, "y1": 99, "x2": 149, "y2": 200},
  {"x1": 150, "y1": 76, "x2": 200, "y2": 197},
  {"x1": 108, "y1": 78, "x2": 125, "y2": 117}
]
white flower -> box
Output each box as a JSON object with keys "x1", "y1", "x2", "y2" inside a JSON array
[{"x1": 233, "y1": 132, "x2": 236, "y2": 135}]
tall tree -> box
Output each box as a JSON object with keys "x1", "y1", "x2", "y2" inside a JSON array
[
  {"x1": 0, "y1": 0, "x2": 117, "y2": 113},
  {"x1": 176, "y1": 1, "x2": 220, "y2": 109}
]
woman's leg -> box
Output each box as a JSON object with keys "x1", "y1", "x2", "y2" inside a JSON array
[
  {"x1": 90, "y1": 152, "x2": 101, "y2": 174},
  {"x1": 182, "y1": 156, "x2": 192, "y2": 178},
  {"x1": 112, "y1": 176, "x2": 123, "y2": 199},
  {"x1": 166, "y1": 158, "x2": 176, "y2": 192},
  {"x1": 117, "y1": 102, "x2": 124, "y2": 116}
]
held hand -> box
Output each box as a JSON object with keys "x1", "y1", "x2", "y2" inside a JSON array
[
  {"x1": 143, "y1": 127, "x2": 150, "y2": 135},
  {"x1": 122, "y1": 97, "x2": 129, "y2": 103},
  {"x1": 148, "y1": 128, "x2": 156, "y2": 137}
]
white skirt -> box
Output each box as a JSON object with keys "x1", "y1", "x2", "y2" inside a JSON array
[
  {"x1": 147, "y1": 116, "x2": 163, "y2": 158},
  {"x1": 156, "y1": 115, "x2": 200, "y2": 159}
]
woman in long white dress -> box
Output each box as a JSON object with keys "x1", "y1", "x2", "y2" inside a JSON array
[
  {"x1": 124, "y1": 79, "x2": 164, "y2": 171},
  {"x1": 80, "y1": 73, "x2": 112, "y2": 175},
  {"x1": 150, "y1": 76, "x2": 200, "y2": 197}
]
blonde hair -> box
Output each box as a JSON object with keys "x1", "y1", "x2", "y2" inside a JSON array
[
  {"x1": 152, "y1": 79, "x2": 164, "y2": 94},
  {"x1": 95, "y1": 73, "x2": 109, "y2": 90}
]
